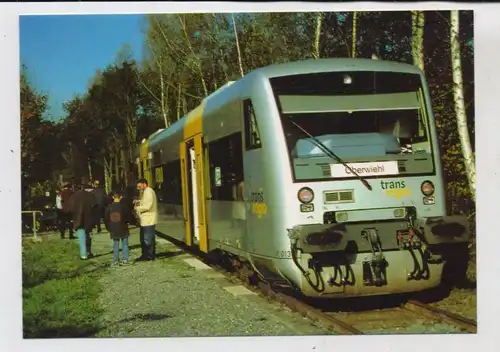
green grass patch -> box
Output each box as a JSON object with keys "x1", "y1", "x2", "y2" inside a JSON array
[{"x1": 22, "y1": 237, "x2": 105, "y2": 338}]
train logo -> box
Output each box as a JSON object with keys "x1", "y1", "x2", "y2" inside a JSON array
[
  {"x1": 386, "y1": 189, "x2": 411, "y2": 199},
  {"x1": 250, "y1": 189, "x2": 267, "y2": 218},
  {"x1": 381, "y1": 180, "x2": 412, "y2": 199}
]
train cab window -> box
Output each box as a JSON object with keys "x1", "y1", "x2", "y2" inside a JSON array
[
  {"x1": 243, "y1": 99, "x2": 262, "y2": 150},
  {"x1": 207, "y1": 132, "x2": 244, "y2": 201}
]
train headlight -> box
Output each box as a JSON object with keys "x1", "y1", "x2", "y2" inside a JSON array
[
  {"x1": 297, "y1": 187, "x2": 314, "y2": 204},
  {"x1": 421, "y1": 181, "x2": 435, "y2": 196},
  {"x1": 335, "y1": 212, "x2": 348, "y2": 223},
  {"x1": 393, "y1": 208, "x2": 406, "y2": 218}
]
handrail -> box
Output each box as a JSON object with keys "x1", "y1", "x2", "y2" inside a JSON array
[{"x1": 21, "y1": 210, "x2": 43, "y2": 238}]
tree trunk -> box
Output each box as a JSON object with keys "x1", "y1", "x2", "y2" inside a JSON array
[
  {"x1": 114, "y1": 152, "x2": 120, "y2": 187},
  {"x1": 177, "y1": 82, "x2": 182, "y2": 120},
  {"x1": 411, "y1": 11, "x2": 425, "y2": 71},
  {"x1": 450, "y1": 10, "x2": 476, "y2": 201},
  {"x1": 312, "y1": 12, "x2": 323, "y2": 59},
  {"x1": 159, "y1": 67, "x2": 169, "y2": 128},
  {"x1": 182, "y1": 95, "x2": 188, "y2": 115},
  {"x1": 232, "y1": 14, "x2": 245, "y2": 77},
  {"x1": 352, "y1": 12, "x2": 358, "y2": 58},
  {"x1": 120, "y1": 148, "x2": 129, "y2": 186},
  {"x1": 177, "y1": 15, "x2": 209, "y2": 96},
  {"x1": 104, "y1": 157, "x2": 112, "y2": 194},
  {"x1": 87, "y1": 158, "x2": 93, "y2": 183}
]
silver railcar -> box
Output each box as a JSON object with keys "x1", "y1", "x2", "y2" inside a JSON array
[{"x1": 136, "y1": 58, "x2": 471, "y2": 298}]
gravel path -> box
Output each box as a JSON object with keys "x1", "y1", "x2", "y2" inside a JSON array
[{"x1": 90, "y1": 229, "x2": 331, "y2": 337}]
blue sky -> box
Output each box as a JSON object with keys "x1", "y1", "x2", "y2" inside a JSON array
[{"x1": 20, "y1": 14, "x2": 146, "y2": 121}]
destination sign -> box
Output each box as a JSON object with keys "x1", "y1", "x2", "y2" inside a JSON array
[{"x1": 330, "y1": 161, "x2": 399, "y2": 178}]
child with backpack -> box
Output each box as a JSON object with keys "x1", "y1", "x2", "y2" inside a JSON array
[{"x1": 104, "y1": 190, "x2": 130, "y2": 267}]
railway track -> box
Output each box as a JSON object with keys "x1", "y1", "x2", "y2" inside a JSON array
[
  {"x1": 206, "y1": 256, "x2": 476, "y2": 335},
  {"x1": 236, "y1": 268, "x2": 476, "y2": 334},
  {"x1": 404, "y1": 299, "x2": 477, "y2": 333}
]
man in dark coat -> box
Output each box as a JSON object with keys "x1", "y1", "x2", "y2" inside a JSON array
[
  {"x1": 70, "y1": 184, "x2": 97, "y2": 260},
  {"x1": 91, "y1": 180, "x2": 106, "y2": 233}
]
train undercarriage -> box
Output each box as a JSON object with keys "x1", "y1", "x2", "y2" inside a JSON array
[{"x1": 281, "y1": 213, "x2": 471, "y2": 297}]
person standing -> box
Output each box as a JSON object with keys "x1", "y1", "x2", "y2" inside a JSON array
[
  {"x1": 55, "y1": 189, "x2": 63, "y2": 237},
  {"x1": 70, "y1": 184, "x2": 97, "y2": 260},
  {"x1": 59, "y1": 183, "x2": 75, "y2": 239},
  {"x1": 134, "y1": 178, "x2": 158, "y2": 262},
  {"x1": 91, "y1": 180, "x2": 106, "y2": 233},
  {"x1": 104, "y1": 190, "x2": 130, "y2": 267}
]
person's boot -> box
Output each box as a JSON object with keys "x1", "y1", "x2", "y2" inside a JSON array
[{"x1": 86, "y1": 234, "x2": 94, "y2": 258}]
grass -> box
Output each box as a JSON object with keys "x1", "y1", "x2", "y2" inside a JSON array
[{"x1": 22, "y1": 237, "x2": 105, "y2": 338}]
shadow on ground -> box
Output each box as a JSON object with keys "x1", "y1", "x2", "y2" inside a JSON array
[
  {"x1": 154, "y1": 251, "x2": 185, "y2": 260},
  {"x1": 24, "y1": 325, "x2": 100, "y2": 339},
  {"x1": 117, "y1": 313, "x2": 172, "y2": 324},
  {"x1": 90, "y1": 244, "x2": 143, "y2": 259}
]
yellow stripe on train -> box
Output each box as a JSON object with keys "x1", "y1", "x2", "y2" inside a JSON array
[{"x1": 183, "y1": 102, "x2": 205, "y2": 139}]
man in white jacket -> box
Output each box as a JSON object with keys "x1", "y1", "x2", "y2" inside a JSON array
[{"x1": 134, "y1": 178, "x2": 158, "y2": 262}]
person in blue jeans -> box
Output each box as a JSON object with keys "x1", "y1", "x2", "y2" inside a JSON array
[
  {"x1": 69, "y1": 184, "x2": 97, "y2": 260},
  {"x1": 104, "y1": 190, "x2": 130, "y2": 267}
]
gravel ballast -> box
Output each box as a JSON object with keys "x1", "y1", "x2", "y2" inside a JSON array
[{"x1": 91, "y1": 229, "x2": 331, "y2": 337}]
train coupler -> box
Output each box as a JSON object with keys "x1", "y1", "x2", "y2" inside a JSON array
[
  {"x1": 396, "y1": 228, "x2": 422, "y2": 250},
  {"x1": 361, "y1": 228, "x2": 388, "y2": 286},
  {"x1": 362, "y1": 254, "x2": 388, "y2": 286}
]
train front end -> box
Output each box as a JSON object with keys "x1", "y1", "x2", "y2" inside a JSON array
[{"x1": 267, "y1": 65, "x2": 471, "y2": 298}]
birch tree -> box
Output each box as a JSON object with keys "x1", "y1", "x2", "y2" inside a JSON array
[
  {"x1": 231, "y1": 14, "x2": 245, "y2": 77},
  {"x1": 411, "y1": 11, "x2": 425, "y2": 71},
  {"x1": 450, "y1": 10, "x2": 476, "y2": 200},
  {"x1": 177, "y1": 14, "x2": 209, "y2": 96},
  {"x1": 312, "y1": 12, "x2": 323, "y2": 59},
  {"x1": 352, "y1": 11, "x2": 358, "y2": 58}
]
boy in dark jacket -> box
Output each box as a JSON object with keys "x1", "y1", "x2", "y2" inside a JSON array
[{"x1": 105, "y1": 190, "x2": 130, "y2": 267}]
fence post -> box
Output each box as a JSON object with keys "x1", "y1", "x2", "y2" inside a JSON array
[
  {"x1": 32, "y1": 211, "x2": 37, "y2": 239},
  {"x1": 22, "y1": 210, "x2": 42, "y2": 239}
]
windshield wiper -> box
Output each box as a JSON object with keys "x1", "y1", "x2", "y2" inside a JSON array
[{"x1": 289, "y1": 119, "x2": 372, "y2": 191}]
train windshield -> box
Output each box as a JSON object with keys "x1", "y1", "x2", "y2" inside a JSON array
[{"x1": 270, "y1": 71, "x2": 435, "y2": 181}]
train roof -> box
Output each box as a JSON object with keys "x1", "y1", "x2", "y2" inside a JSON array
[
  {"x1": 248, "y1": 58, "x2": 423, "y2": 79},
  {"x1": 142, "y1": 81, "x2": 237, "y2": 151}
]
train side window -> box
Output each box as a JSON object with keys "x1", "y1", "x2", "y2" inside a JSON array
[
  {"x1": 153, "y1": 166, "x2": 163, "y2": 194},
  {"x1": 207, "y1": 132, "x2": 244, "y2": 201},
  {"x1": 159, "y1": 159, "x2": 182, "y2": 204},
  {"x1": 243, "y1": 99, "x2": 262, "y2": 150}
]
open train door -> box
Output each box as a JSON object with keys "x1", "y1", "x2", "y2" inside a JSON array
[{"x1": 180, "y1": 134, "x2": 209, "y2": 252}]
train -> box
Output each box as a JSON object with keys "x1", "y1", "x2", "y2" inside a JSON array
[{"x1": 134, "y1": 58, "x2": 471, "y2": 298}]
